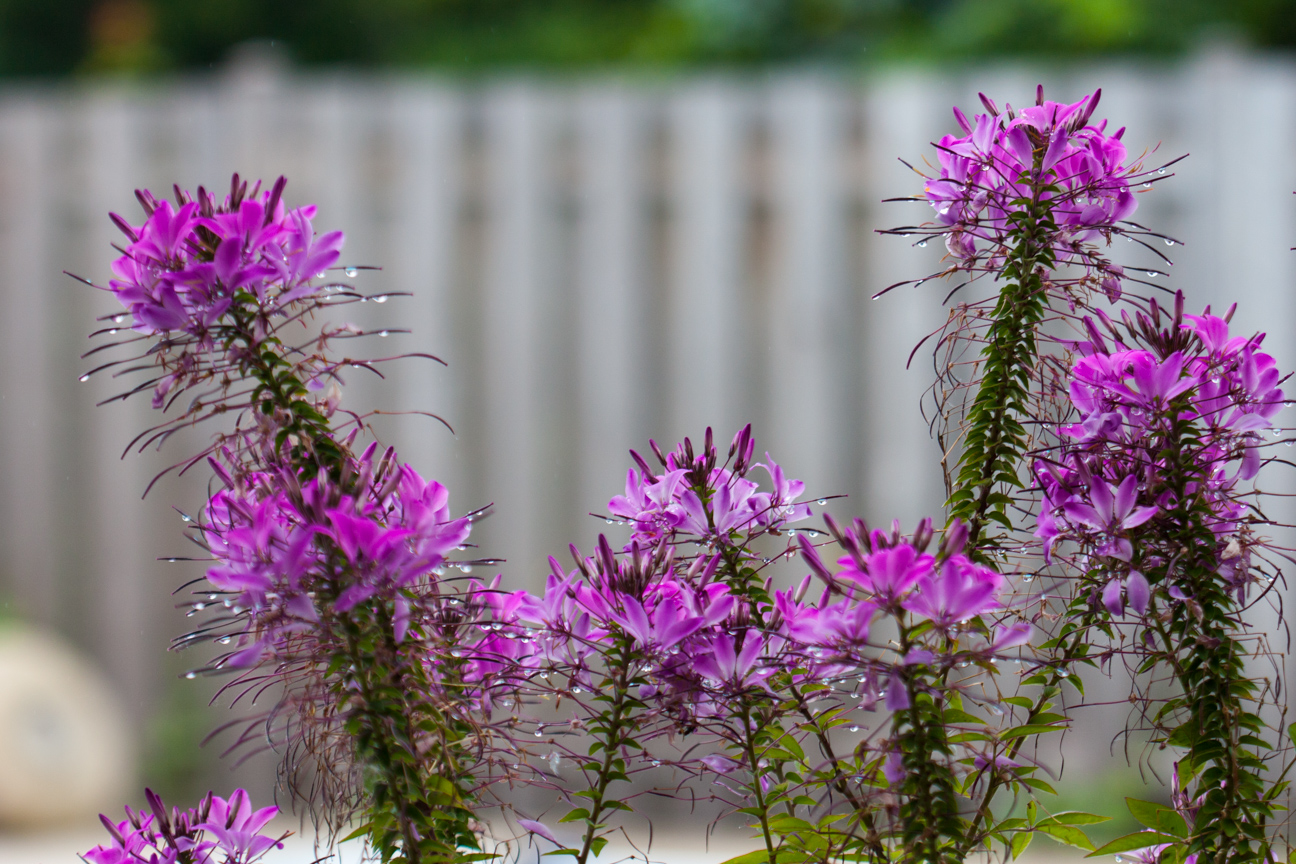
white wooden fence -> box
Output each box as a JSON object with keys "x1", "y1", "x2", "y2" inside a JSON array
[{"x1": 1, "y1": 44, "x2": 1295, "y2": 790}]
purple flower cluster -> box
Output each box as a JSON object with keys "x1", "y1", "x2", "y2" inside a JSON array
[
  {"x1": 1035, "y1": 294, "x2": 1286, "y2": 613},
  {"x1": 922, "y1": 88, "x2": 1141, "y2": 293},
  {"x1": 84, "y1": 789, "x2": 285, "y2": 864},
  {"x1": 108, "y1": 176, "x2": 342, "y2": 337},
  {"x1": 197, "y1": 441, "x2": 471, "y2": 669},
  {"x1": 608, "y1": 425, "x2": 812, "y2": 550}
]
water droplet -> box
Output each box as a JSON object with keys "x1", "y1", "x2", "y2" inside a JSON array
[
  {"x1": 1157, "y1": 168, "x2": 1166, "y2": 175},
  {"x1": 193, "y1": 602, "x2": 205, "y2": 611},
  {"x1": 535, "y1": 729, "x2": 543, "y2": 737},
  {"x1": 1146, "y1": 271, "x2": 1157, "y2": 278},
  {"x1": 344, "y1": 267, "x2": 358, "y2": 277},
  {"x1": 207, "y1": 594, "x2": 217, "y2": 600},
  {"x1": 1164, "y1": 238, "x2": 1175, "y2": 246},
  {"x1": 849, "y1": 725, "x2": 860, "y2": 732},
  {"x1": 460, "y1": 564, "x2": 473, "y2": 573},
  {"x1": 218, "y1": 637, "x2": 231, "y2": 645},
  {"x1": 1285, "y1": 441, "x2": 1291, "y2": 448},
  {"x1": 373, "y1": 295, "x2": 388, "y2": 304},
  {"x1": 316, "y1": 271, "x2": 328, "y2": 279},
  {"x1": 1142, "y1": 182, "x2": 1152, "y2": 189},
  {"x1": 113, "y1": 314, "x2": 126, "y2": 324},
  {"x1": 572, "y1": 686, "x2": 581, "y2": 693},
  {"x1": 1022, "y1": 575, "x2": 1034, "y2": 583},
  {"x1": 816, "y1": 499, "x2": 827, "y2": 506},
  {"x1": 79, "y1": 374, "x2": 90, "y2": 382},
  {"x1": 378, "y1": 330, "x2": 390, "y2": 338},
  {"x1": 184, "y1": 671, "x2": 197, "y2": 679},
  {"x1": 917, "y1": 240, "x2": 928, "y2": 248},
  {"x1": 605, "y1": 519, "x2": 614, "y2": 525},
  {"x1": 108, "y1": 328, "x2": 119, "y2": 335},
  {"x1": 180, "y1": 514, "x2": 192, "y2": 522}
]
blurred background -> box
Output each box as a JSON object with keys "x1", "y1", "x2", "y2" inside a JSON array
[{"x1": 2, "y1": 0, "x2": 1296, "y2": 858}]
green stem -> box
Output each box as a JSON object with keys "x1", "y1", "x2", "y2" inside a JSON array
[
  {"x1": 738, "y1": 703, "x2": 780, "y2": 864},
  {"x1": 574, "y1": 641, "x2": 637, "y2": 864}
]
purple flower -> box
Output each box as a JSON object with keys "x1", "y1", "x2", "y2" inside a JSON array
[
  {"x1": 1061, "y1": 475, "x2": 1157, "y2": 561},
  {"x1": 918, "y1": 88, "x2": 1141, "y2": 290},
  {"x1": 901, "y1": 556, "x2": 1004, "y2": 629}
]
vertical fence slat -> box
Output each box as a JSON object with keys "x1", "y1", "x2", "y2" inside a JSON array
[
  {"x1": 858, "y1": 76, "x2": 951, "y2": 528},
  {"x1": 573, "y1": 85, "x2": 648, "y2": 521},
  {"x1": 386, "y1": 83, "x2": 465, "y2": 494},
  {"x1": 0, "y1": 99, "x2": 56, "y2": 626},
  {"x1": 667, "y1": 83, "x2": 747, "y2": 443},
  {"x1": 79, "y1": 90, "x2": 154, "y2": 728},
  {"x1": 767, "y1": 78, "x2": 847, "y2": 499},
  {"x1": 480, "y1": 84, "x2": 556, "y2": 582}
]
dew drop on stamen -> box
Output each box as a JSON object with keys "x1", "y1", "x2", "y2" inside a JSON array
[
  {"x1": 817, "y1": 499, "x2": 827, "y2": 506},
  {"x1": 344, "y1": 267, "x2": 358, "y2": 277},
  {"x1": 378, "y1": 330, "x2": 390, "y2": 338},
  {"x1": 1158, "y1": 168, "x2": 1166, "y2": 174},
  {"x1": 373, "y1": 295, "x2": 388, "y2": 304},
  {"x1": 1164, "y1": 239, "x2": 1174, "y2": 246},
  {"x1": 79, "y1": 374, "x2": 90, "y2": 382},
  {"x1": 849, "y1": 725, "x2": 860, "y2": 732},
  {"x1": 185, "y1": 671, "x2": 197, "y2": 679},
  {"x1": 917, "y1": 240, "x2": 928, "y2": 248}
]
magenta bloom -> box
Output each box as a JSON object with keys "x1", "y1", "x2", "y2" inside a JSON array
[
  {"x1": 920, "y1": 88, "x2": 1139, "y2": 291},
  {"x1": 902, "y1": 557, "x2": 1004, "y2": 629},
  {"x1": 107, "y1": 178, "x2": 342, "y2": 338},
  {"x1": 837, "y1": 545, "x2": 934, "y2": 604},
  {"x1": 84, "y1": 789, "x2": 284, "y2": 864}
]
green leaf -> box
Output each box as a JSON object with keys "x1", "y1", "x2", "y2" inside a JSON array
[
  {"x1": 717, "y1": 851, "x2": 772, "y2": 864},
  {"x1": 1043, "y1": 811, "x2": 1111, "y2": 826},
  {"x1": 1011, "y1": 830, "x2": 1033, "y2": 859},
  {"x1": 1086, "y1": 832, "x2": 1180, "y2": 857},
  {"x1": 1036, "y1": 823, "x2": 1095, "y2": 851}
]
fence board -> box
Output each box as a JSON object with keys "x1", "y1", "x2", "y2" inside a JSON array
[{"x1": 0, "y1": 59, "x2": 1292, "y2": 791}]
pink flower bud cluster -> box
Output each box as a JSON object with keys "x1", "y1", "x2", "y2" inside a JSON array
[
  {"x1": 1035, "y1": 295, "x2": 1287, "y2": 613},
  {"x1": 922, "y1": 88, "x2": 1141, "y2": 295},
  {"x1": 84, "y1": 789, "x2": 285, "y2": 864},
  {"x1": 107, "y1": 176, "x2": 342, "y2": 338}
]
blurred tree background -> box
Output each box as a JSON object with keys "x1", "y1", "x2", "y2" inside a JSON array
[{"x1": 1, "y1": 0, "x2": 1291, "y2": 77}]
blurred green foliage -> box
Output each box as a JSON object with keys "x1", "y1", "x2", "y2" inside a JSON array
[{"x1": 0, "y1": 0, "x2": 1290, "y2": 77}]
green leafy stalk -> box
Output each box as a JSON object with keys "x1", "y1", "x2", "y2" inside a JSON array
[
  {"x1": 569, "y1": 636, "x2": 643, "y2": 864},
  {"x1": 1137, "y1": 403, "x2": 1275, "y2": 862},
  {"x1": 946, "y1": 148, "x2": 1054, "y2": 556},
  {"x1": 232, "y1": 300, "x2": 477, "y2": 864},
  {"x1": 894, "y1": 622, "x2": 961, "y2": 864}
]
